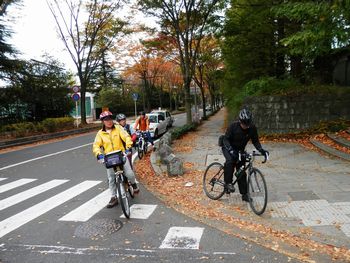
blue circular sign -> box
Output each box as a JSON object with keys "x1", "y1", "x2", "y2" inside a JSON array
[
  {"x1": 132, "y1": 93, "x2": 139, "y2": 101},
  {"x1": 72, "y1": 93, "x2": 80, "y2": 101}
]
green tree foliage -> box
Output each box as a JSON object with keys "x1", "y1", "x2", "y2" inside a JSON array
[
  {"x1": 137, "y1": 0, "x2": 225, "y2": 125},
  {"x1": 221, "y1": 0, "x2": 350, "y2": 114},
  {"x1": 221, "y1": 0, "x2": 276, "y2": 111},
  {"x1": 1, "y1": 56, "x2": 74, "y2": 123},
  {"x1": 273, "y1": 0, "x2": 350, "y2": 83},
  {"x1": 0, "y1": 0, "x2": 21, "y2": 81},
  {"x1": 97, "y1": 87, "x2": 135, "y2": 116}
]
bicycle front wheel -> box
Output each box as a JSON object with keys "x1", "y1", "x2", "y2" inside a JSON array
[
  {"x1": 203, "y1": 162, "x2": 225, "y2": 200},
  {"x1": 143, "y1": 140, "x2": 148, "y2": 154},
  {"x1": 117, "y1": 177, "x2": 131, "y2": 218},
  {"x1": 248, "y1": 168, "x2": 267, "y2": 215}
]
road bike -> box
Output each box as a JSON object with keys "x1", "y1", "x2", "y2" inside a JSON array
[
  {"x1": 104, "y1": 150, "x2": 134, "y2": 218},
  {"x1": 203, "y1": 150, "x2": 268, "y2": 215},
  {"x1": 135, "y1": 131, "x2": 148, "y2": 159}
]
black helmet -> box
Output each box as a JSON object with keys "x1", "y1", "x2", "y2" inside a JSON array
[
  {"x1": 238, "y1": 109, "x2": 252, "y2": 126},
  {"x1": 116, "y1": 113, "x2": 126, "y2": 121}
]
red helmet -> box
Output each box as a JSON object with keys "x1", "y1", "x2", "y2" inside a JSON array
[{"x1": 99, "y1": 110, "x2": 113, "y2": 120}]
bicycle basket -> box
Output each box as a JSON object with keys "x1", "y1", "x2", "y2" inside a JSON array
[{"x1": 104, "y1": 151, "x2": 125, "y2": 168}]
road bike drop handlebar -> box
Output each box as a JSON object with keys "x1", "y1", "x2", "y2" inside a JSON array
[{"x1": 238, "y1": 150, "x2": 269, "y2": 164}]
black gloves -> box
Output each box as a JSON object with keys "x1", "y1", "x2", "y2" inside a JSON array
[{"x1": 259, "y1": 149, "x2": 269, "y2": 158}]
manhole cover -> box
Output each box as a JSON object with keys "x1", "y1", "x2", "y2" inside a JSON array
[{"x1": 74, "y1": 218, "x2": 123, "y2": 238}]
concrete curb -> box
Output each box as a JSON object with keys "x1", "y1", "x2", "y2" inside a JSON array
[
  {"x1": 310, "y1": 138, "x2": 350, "y2": 161},
  {"x1": 0, "y1": 125, "x2": 100, "y2": 150},
  {"x1": 327, "y1": 133, "x2": 350, "y2": 148}
]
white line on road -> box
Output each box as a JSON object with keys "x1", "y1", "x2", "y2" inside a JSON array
[
  {"x1": 159, "y1": 227, "x2": 204, "y2": 249},
  {"x1": 0, "y1": 178, "x2": 7, "y2": 182},
  {"x1": 120, "y1": 204, "x2": 157, "y2": 219},
  {"x1": 0, "y1": 179, "x2": 69, "y2": 210},
  {"x1": 0, "y1": 180, "x2": 101, "y2": 238},
  {"x1": 0, "y1": 143, "x2": 92, "y2": 171},
  {"x1": 0, "y1": 178, "x2": 37, "y2": 194},
  {"x1": 58, "y1": 189, "x2": 110, "y2": 222}
]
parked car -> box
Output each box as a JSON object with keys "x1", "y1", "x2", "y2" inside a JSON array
[
  {"x1": 205, "y1": 105, "x2": 212, "y2": 111},
  {"x1": 151, "y1": 109, "x2": 174, "y2": 128},
  {"x1": 147, "y1": 113, "x2": 168, "y2": 138}
]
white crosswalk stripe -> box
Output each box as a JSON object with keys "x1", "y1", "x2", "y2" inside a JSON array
[
  {"x1": 59, "y1": 189, "x2": 110, "y2": 222},
  {"x1": 0, "y1": 178, "x2": 205, "y2": 248},
  {"x1": 120, "y1": 204, "x2": 157, "y2": 219},
  {"x1": 0, "y1": 178, "x2": 7, "y2": 182},
  {"x1": 0, "y1": 178, "x2": 37, "y2": 193},
  {"x1": 0, "y1": 179, "x2": 69, "y2": 211},
  {"x1": 0, "y1": 180, "x2": 101, "y2": 238}
]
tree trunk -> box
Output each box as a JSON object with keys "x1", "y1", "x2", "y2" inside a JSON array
[
  {"x1": 184, "y1": 80, "x2": 192, "y2": 125},
  {"x1": 201, "y1": 90, "x2": 206, "y2": 119},
  {"x1": 79, "y1": 76, "x2": 87, "y2": 125},
  {"x1": 313, "y1": 55, "x2": 333, "y2": 84},
  {"x1": 276, "y1": 18, "x2": 285, "y2": 78},
  {"x1": 290, "y1": 55, "x2": 303, "y2": 83}
]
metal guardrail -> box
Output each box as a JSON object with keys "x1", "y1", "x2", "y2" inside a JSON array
[{"x1": 0, "y1": 125, "x2": 100, "y2": 150}]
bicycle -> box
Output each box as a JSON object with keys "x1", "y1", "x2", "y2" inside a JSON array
[
  {"x1": 135, "y1": 131, "x2": 148, "y2": 159},
  {"x1": 203, "y1": 150, "x2": 268, "y2": 215},
  {"x1": 104, "y1": 150, "x2": 134, "y2": 218}
]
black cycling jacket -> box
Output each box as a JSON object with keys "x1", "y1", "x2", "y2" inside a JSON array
[{"x1": 223, "y1": 121, "x2": 262, "y2": 152}]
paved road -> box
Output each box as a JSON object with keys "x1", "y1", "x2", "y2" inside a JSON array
[{"x1": 0, "y1": 131, "x2": 299, "y2": 262}]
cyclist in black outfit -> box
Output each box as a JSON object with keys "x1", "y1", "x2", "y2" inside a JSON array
[{"x1": 221, "y1": 109, "x2": 269, "y2": 202}]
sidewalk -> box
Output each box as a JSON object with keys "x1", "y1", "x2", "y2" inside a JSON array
[{"x1": 148, "y1": 108, "x2": 350, "y2": 262}]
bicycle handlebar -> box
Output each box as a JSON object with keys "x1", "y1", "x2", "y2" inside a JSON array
[{"x1": 239, "y1": 151, "x2": 269, "y2": 164}]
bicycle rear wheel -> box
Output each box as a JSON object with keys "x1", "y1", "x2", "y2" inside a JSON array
[
  {"x1": 117, "y1": 176, "x2": 131, "y2": 218},
  {"x1": 247, "y1": 168, "x2": 267, "y2": 215},
  {"x1": 203, "y1": 162, "x2": 225, "y2": 200},
  {"x1": 128, "y1": 183, "x2": 135, "y2": 199},
  {"x1": 137, "y1": 141, "x2": 143, "y2": 159}
]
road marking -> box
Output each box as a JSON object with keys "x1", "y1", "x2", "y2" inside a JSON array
[
  {"x1": 0, "y1": 178, "x2": 7, "y2": 182},
  {"x1": 59, "y1": 189, "x2": 110, "y2": 222},
  {"x1": 0, "y1": 178, "x2": 37, "y2": 194},
  {"x1": 0, "y1": 243, "x2": 237, "y2": 258},
  {"x1": 0, "y1": 143, "x2": 92, "y2": 171},
  {"x1": 0, "y1": 179, "x2": 69, "y2": 211},
  {"x1": 0, "y1": 180, "x2": 101, "y2": 238},
  {"x1": 120, "y1": 204, "x2": 157, "y2": 219},
  {"x1": 159, "y1": 227, "x2": 204, "y2": 249}
]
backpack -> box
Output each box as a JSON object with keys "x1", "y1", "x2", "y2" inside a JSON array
[
  {"x1": 124, "y1": 124, "x2": 131, "y2": 136},
  {"x1": 218, "y1": 134, "x2": 225, "y2": 147}
]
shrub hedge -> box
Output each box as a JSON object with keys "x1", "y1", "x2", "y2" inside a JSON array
[{"x1": 0, "y1": 117, "x2": 75, "y2": 138}]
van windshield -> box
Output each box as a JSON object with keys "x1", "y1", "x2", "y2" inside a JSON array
[{"x1": 148, "y1": 115, "x2": 157, "y2": 123}]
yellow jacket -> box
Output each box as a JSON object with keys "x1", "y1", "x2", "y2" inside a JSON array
[{"x1": 92, "y1": 124, "x2": 133, "y2": 157}]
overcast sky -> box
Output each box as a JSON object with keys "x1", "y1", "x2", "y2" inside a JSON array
[
  {"x1": 6, "y1": 0, "x2": 76, "y2": 70},
  {"x1": 6, "y1": 0, "x2": 157, "y2": 73}
]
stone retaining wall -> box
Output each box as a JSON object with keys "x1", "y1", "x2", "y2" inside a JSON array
[{"x1": 244, "y1": 93, "x2": 350, "y2": 134}]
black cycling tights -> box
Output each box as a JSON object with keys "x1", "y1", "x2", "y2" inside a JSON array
[{"x1": 222, "y1": 147, "x2": 247, "y2": 195}]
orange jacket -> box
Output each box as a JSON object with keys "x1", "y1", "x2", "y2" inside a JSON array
[{"x1": 134, "y1": 116, "x2": 149, "y2": 131}]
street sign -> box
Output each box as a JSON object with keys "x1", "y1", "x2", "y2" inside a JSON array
[
  {"x1": 72, "y1": 93, "x2": 80, "y2": 101},
  {"x1": 132, "y1": 93, "x2": 139, "y2": 101},
  {"x1": 72, "y1": 85, "x2": 80, "y2": 93}
]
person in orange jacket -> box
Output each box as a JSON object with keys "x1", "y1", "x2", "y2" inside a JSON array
[{"x1": 133, "y1": 111, "x2": 154, "y2": 148}]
